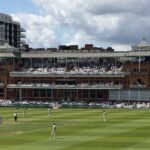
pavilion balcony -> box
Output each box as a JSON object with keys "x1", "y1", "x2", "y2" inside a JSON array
[
  {"x1": 10, "y1": 71, "x2": 127, "y2": 78},
  {"x1": 7, "y1": 84, "x2": 123, "y2": 90}
]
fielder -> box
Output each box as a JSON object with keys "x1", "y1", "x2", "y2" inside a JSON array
[
  {"x1": 103, "y1": 110, "x2": 106, "y2": 122},
  {"x1": 14, "y1": 112, "x2": 17, "y2": 122},
  {"x1": 48, "y1": 108, "x2": 50, "y2": 116},
  {"x1": 51, "y1": 122, "x2": 56, "y2": 139}
]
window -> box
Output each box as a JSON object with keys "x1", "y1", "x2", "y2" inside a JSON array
[
  {"x1": 34, "y1": 89, "x2": 39, "y2": 97},
  {"x1": 90, "y1": 90, "x2": 95, "y2": 98},
  {"x1": 47, "y1": 89, "x2": 51, "y2": 97},
  {"x1": 83, "y1": 90, "x2": 88, "y2": 98},
  {"x1": 40, "y1": 89, "x2": 46, "y2": 97},
  {"x1": 97, "y1": 90, "x2": 102, "y2": 98},
  {"x1": 0, "y1": 88, "x2": 4, "y2": 97}
]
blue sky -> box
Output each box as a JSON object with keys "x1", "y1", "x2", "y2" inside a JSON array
[
  {"x1": 0, "y1": 0, "x2": 38, "y2": 14},
  {"x1": 1, "y1": 0, "x2": 150, "y2": 51}
]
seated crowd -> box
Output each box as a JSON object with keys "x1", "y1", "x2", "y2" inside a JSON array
[
  {"x1": 0, "y1": 99, "x2": 149, "y2": 109},
  {"x1": 17, "y1": 61, "x2": 123, "y2": 74}
]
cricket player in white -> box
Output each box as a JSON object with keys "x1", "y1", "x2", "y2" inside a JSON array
[
  {"x1": 48, "y1": 108, "x2": 50, "y2": 116},
  {"x1": 51, "y1": 122, "x2": 56, "y2": 139},
  {"x1": 103, "y1": 110, "x2": 106, "y2": 122},
  {"x1": 14, "y1": 112, "x2": 17, "y2": 122}
]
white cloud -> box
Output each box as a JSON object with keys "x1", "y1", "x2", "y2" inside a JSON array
[
  {"x1": 68, "y1": 31, "x2": 95, "y2": 46},
  {"x1": 11, "y1": 13, "x2": 61, "y2": 48},
  {"x1": 11, "y1": 0, "x2": 150, "y2": 50}
]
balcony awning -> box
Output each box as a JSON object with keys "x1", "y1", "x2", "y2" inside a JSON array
[{"x1": 21, "y1": 52, "x2": 126, "y2": 58}]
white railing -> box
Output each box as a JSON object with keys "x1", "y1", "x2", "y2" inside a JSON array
[
  {"x1": 7, "y1": 84, "x2": 123, "y2": 89},
  {"x1": 10, "y1": 71, "x2": 126, "y2": 78}
]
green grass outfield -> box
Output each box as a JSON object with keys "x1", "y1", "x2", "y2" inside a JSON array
[{"x1": 0, "y1": 107, "x2": 150, "y2": 150}]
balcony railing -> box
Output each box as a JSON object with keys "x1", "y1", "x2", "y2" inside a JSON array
[
  {"x1": 10, "y1": 71, "x2": 127, "y2": 78},
  {"x1": 7, "y1": 84, "x2": 123, "y2": 90},
  {"x1": 20, "y1": 28, "x2": 26, "y2": 32},
  {"x1": 130, "y1": 84, "x2": 146, "y2": 88},
  {"x1": 20, "y1": 33, "x2": 26, "y2": 38}
]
